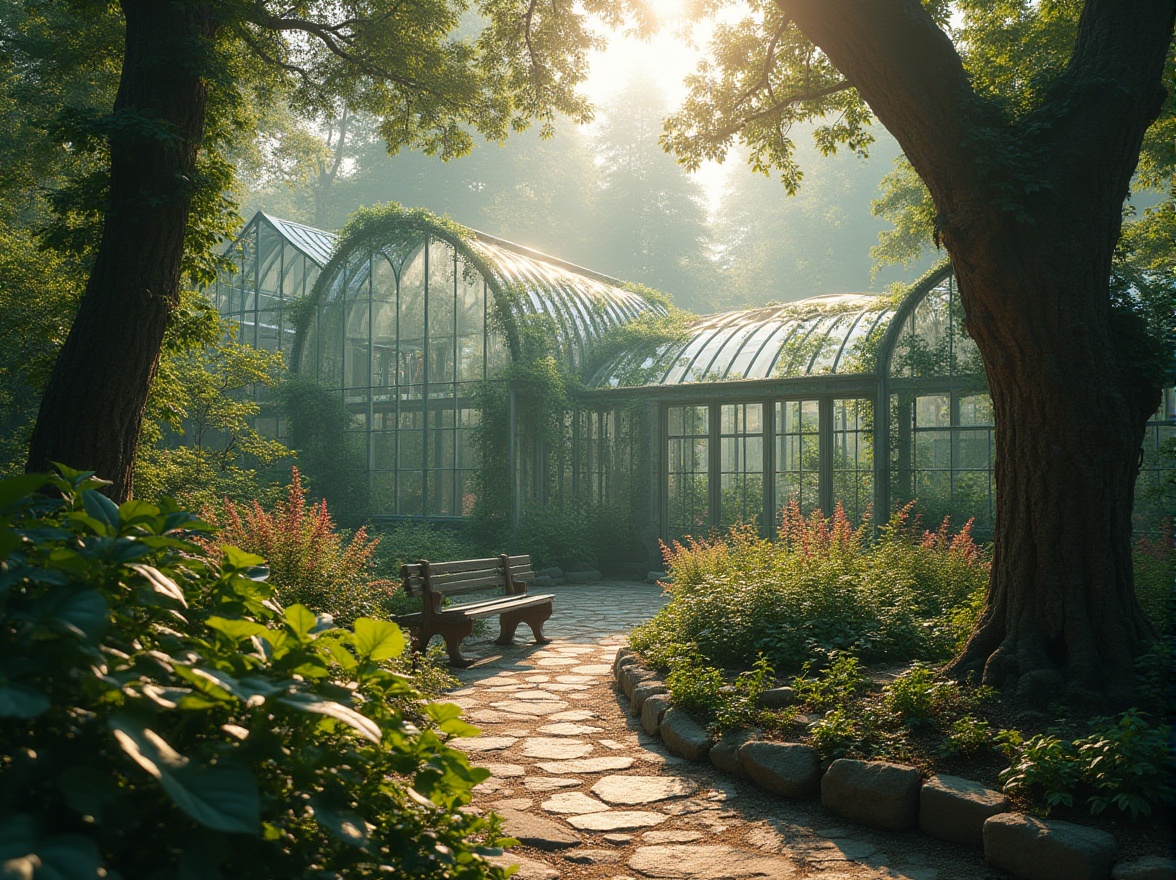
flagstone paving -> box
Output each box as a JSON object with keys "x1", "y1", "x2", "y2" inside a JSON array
[{"x1": 448, "y1": 580, "x2": 1010, "y2": 880}]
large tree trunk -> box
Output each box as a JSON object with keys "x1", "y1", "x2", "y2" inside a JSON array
[
  {"x1": 943, "y1": 243, "x2": 1159, "y2": 707},
  {"x1": 777, "y1": 0, "x2": 1173, "y2": 705},
  {"x1": 25, "y1": 1, "x2": 215, "y2": 500}
]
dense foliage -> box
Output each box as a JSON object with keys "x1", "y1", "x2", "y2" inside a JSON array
[
  {"x1": 0, "y1": 469, "x2": 511, "y2": 878},
  {"x1": 630, "y1": 502, "x2": 989, "y2": 673}
]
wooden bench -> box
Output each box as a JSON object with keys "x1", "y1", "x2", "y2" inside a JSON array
[{"x1": 396, "y1": 554, "x2": 554, "y2": 667}]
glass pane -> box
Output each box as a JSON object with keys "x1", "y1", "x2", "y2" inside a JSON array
[{"x1": 774, "y1": 399, "x2": 821, "y2": 521}]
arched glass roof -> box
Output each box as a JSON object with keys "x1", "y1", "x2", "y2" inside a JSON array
[
  {"x1": 589, "y1": 292, "x2": 894, "y2": 387},
  {"x1": 264, "y1": 208, "x2": 663, "y2": 367},
  {"x1": 466, "y1": 231, "x2": 661, "y2": 363}
]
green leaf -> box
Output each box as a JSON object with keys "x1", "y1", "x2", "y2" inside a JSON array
[
  {"x1": 25, "y1": 834, "x2": 105, "y2": 880},
  {"x1": 81, "y1": 489, "x2": 120, "y2": 531},
  {"x1": 277, "y1": 692, "x2": 381, "y2": 743},
  {"x1": 310, "y1": 797, "x2": 373, "y2": 848},
  {"x1": 161, "y1": 761, "x2": 260, "y2": 835},
  {"x1": 56, "y1": 766, "x2": 117, "y2": 822},
  {"x1": 111, "y1": 538, "x2": 153, "y2": 563},
  {"x1": 109, "y1": 716, "x2": 259, "y2": 833},
  {"x1": 425, "y1": 702, "x2": 480, "y2": 738},
  {"x1": 129, "y1": 563, "x2": 188, "y2": 607},
  {"x1": 0, "y1": 473, "x2": 49, "y2": 511},
  {"x1": 284, "y1": 604, "x2": 318, "y2": 637},
  {"x1": 40, "y1": 588, "x2": 108, "y2": 639},
  {"x1": 206, "y1": 616, "x2": 269, "y2": 641},
  {"x1": 321, "y1": 638, "x2": 359, "y2": 671},
  {"x1": 0, "y1": 684, "x2": 50, "y2": 718},
  {"x1": 353, "y1": 618, "x2": 405, "y2": 661},
  {"x1": 220, "y1": 545, "x2": 266, "y2": 572}
]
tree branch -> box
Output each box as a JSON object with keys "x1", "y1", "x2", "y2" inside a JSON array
[
  {"x1": 772, "y1": 0, "x2": 991, "y2": 206},
  {"x1": 243, "y1": 2, "x2": 431, "y2": 94}
]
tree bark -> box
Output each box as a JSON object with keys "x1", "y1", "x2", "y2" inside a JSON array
[
  {"x1": 777, "y1": 0, "x2": 1173, "y2": 705},
  {"x1": 26, "y1": 1, "x2": 216, "y2": 500}
]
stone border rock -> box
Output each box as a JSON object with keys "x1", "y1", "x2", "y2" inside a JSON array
[{"x1": 612, "y1": 648, "x2": 1172, "y2": 880}]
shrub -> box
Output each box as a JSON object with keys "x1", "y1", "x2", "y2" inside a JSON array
[
  {"x1": 630, "y1": 503, "x2": 988, "y2": 674},
  {"x1": 371, "y1": 521, "x2": 479, "y2": 574},
  {"x1": 512, "y1": 500, "x2": 645, "y2": 572},
  {"x1": 0, "y1": 468, "x2": 511, "y2": 879},
  {"x1": 210, "y1": 467, "x2": 396, "y2": 627},
  {"x1": 940, "y1": 716, "x2": 993, "y2": 758},
  {"x1": 808, "y1": 707, "x2": 882, "y2": 760},
  {"x1": 881, "y1": 663, "x2": 995, "y2": 729}
]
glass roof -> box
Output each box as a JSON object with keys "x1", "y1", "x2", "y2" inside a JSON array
[
  {"x1": 249, "y1": 209, "x2": 664, "y2": 366},
  {"x1": 468, "y1": 232, "x2": 658, "y2": 361},
  {"x1": 258, "y1": 212, "x2": 338, "y2": 266},
  {"x1": 589, "y1": 292, "x2": 894, "y2": 387}
]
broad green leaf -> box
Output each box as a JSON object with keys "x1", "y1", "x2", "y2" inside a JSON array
[
  {"x1": 160, "y1": 760, "x2": 260, "y2": 835},
  {"x1": 81, "y1": 489, "x2": 120, "y2": 531},
  {"x1": 24, "y1": 834, "x2": 105, "y2": 880},
  {"x1": 0, "y1": 813, "x2": 36, "y2": 861},
  {"x1": 353, "y1": 618, "x2": 405, "y2": 661},
  {"x1": 109, "y1": 716, "x2": 259, "y2": 833},
  {"x1": 206, "y1": 616, "x2": 269, "y2": 641},
  {"x1": 118, "y1": 499, "x2": 161, "y2": 526},
  {"x1": 172, "y1": 666, "x2": 233, "y2": 703},
  {"x1": 0, "y1": 684, "x2": 50, "y2": 718},
  {"x1": 40, "y1": 588, "x2": 108, "y2": 640},
  {"x1": 57, "y1": 766, "x2": 118, "y2": 822},
  {"x1": 130, "y1": 563, "x2": 188, "y2": 606},
  {"x1": 310, "y1": 797, "x2": 373, "y2": 848},
  {"x1": 0, "y1": 531, "x2": 21, "y2": 558},
  {"x1": 111, "y1": 538, "x2": 153, "y2": 563},
  {"x1": 425, "y1": 702, "x2": 480, "y2": 738},
  {"x1": 220, "y1": 545, "x2": 266, "y2": 572},
  {"x1": 284, "y1": 604, "x2": 317, "y2": 637},
  {"x1": 277, "y1": 692, "x2": 381, "y2": 743},
  {"x1": 0, "y1": 473, "x2": 49, "y2": 511},
  {"x1": 321, "y1": 638, "x2": 359, "y2": 671}
]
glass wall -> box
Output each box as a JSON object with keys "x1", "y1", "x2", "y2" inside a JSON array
[
  {"x1": 885, "y1": 272, "x2": 995, "y2": 532},
  {"x1": 774, "y1": 399, "x2": 820, "y2": 518},
  {"x1": 666, "y1": 405, "x2": 710, "y2": 538},
  {"x1": 719, "y1": 403, "x2": 764, "y2": 527},
  {"x1": 299, "y1": 236, "x2": 506, "y2": 516}
]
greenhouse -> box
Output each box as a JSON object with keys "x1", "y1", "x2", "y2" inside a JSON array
[{"x1": 212, "y1": 209, "x2": 1175, "y2": 563}]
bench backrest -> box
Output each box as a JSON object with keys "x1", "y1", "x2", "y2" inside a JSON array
[{"x1": 401, "y1": 554, "x2": 534, "y2": 600}]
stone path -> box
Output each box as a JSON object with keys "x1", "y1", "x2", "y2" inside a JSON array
[{"x1": 446, "y1": 581, "x2": 1009, "y2": 880}]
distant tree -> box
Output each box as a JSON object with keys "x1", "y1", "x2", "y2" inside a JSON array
[
  {"x1": 592, "y1": 82, "x2": 718, "y2": 310},
  {"x1": 714, "y1": 127, "x2": 924, "y2": 307}
]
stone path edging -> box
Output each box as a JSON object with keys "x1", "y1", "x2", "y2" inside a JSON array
[{"x1": 614, "y1": 651, "x2": 1174, "y2": 880}]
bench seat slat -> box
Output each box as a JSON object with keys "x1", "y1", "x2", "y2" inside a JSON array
[{"x1": 437, "y1": 593, "x2": 554, "y2": 619}]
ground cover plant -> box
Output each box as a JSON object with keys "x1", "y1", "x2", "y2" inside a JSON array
[
  {"x1": 0, "y1": 468, "x2": 512, "y2": 879},
  {"x1": 629, "y1": 505, "x2": 1175, "y2": 825}
]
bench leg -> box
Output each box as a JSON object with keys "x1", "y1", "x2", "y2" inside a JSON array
[
  {"x1": 496, "y1": 604, "x2": 553, "y2": 646},
  {"x1": 435, "y1": 619, "x2": 476, "y2": 667}
]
